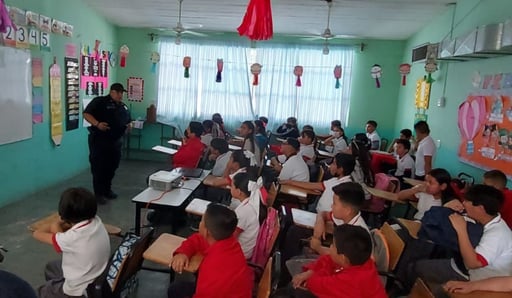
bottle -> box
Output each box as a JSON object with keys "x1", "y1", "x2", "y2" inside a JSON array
[{"x1": 146, "y1": 104, "x2": 156, "y2": 123}]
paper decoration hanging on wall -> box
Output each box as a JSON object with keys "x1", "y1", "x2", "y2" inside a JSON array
[
  {"x1": 49, "y1": 57, "x2": 63, "y2": 146},
  {"x1": 425, "y1": 60, "x2": 437, "y2": 83},
  {"x1": 39, "y1": 14, "x2": 50, "y2": 32},
  {"x1": 183, "y1": 56, "x2": 191, "y2": 78},
  {"x1": 251, "y1": 63, "x2": 262, "y2": 85},
  {"x1": 216, "y1": 59, "x2": 223, "y2": 82},
  {"x1": 237, "y1": 0, "x2": 273, "y2": 40},
  {"x1": 62, "y1": 23, "x2": 73, "y2": 37},
  {"x1": 399, "y1": 63, "x2": 411, "y2": 86},
  {"x1": 458, "y1": 96, "x2": 486, "y2": 155},
  {"x1": 119, "y1": 44, "x2": 129, "y2": 68},
  {"x1": 0, "y1": 1, "x2": 15, "y2": 33},
  {"x1": 415, "y1": 77, "x2": 431, "y2": 109},
  {"x1": 294, "y1": 65, "x2": 303, "y2": 87},
  {"x1": 472, "y1": 71, "x2": 482, "y2": 88},
  {"x1": 371, "y1": 64, "x2": 382, "y2": 88},
  {"x1": 51, "y1": 19, "x2": 63, "y2": 34},
  {"x1": 150, "y1": 51, "x2": 160, "y2": 74},
  {"x1": 333, "y1": 65, "x2": 342, "y2": 89}
]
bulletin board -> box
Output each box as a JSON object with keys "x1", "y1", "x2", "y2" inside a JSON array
[{"x1": 0, "y1": 46, "x2": 32, "y2": 145}]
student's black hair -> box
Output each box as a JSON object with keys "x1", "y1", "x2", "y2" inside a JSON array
[
  {"x1": 400, "y1": 128, "x2": 413, "y2": 139},
  {"x1": 204, "y1": 203, "x2": 238, "y2": 241},
  {"x1": 331, "y1": 120, "x2": 342, "y2": 129},
  {"x1": 210, "y1": 138, "x2": 229, "y2": 154},
  {"x1": 301, "y1": 130, "x2": 316, "y2": 143},
  {"x1": 483, "y1": 170, "x2": 507, "y2": 189},
  {"x1": 464, "y1": 184, "x2": 504, "y2": 216},
  {"x1": 230, "y1": 150, "x2": 251, "y2": 169},
  {"x1": 339, "y1": 127, "x2": 349, "y2": 144},
  {"x1": 188, "y1": 121, "x2": 204, "y2": 137},
  {"x1": 302, "y1": 124, "x2": 314, "y2": 132},
  {"x1": 254, "y1": 120, "x2": 266, "y2": 134},
  {"x1": 212, "y1": 113, "x2": 223, "y2": 124},
  {"x1": 333, "y1": 153, "x2": 356, "y2": 176},
  {"x1": 241, "y1": 120, "x2": 256, "y2": 154},
  {"x1": 333, "y1": 224, "x2": 372, "y2": 266},
  {"x1": 58, "y1": 187, "x2": 97, "y2": 224},
  {"x1": 350, "y1": 135, "x2": 375, "y2": 187},
  {"x1": 232, "y1": 167, "x2": 268, "y2": 225},
  {"x1": 258, "y1": 116, "x2": 268, "y2": 125},
  {"x1": 287, "y1": 117, "x2": 298, "y2": 127},
  {"x1": 332, "y1": 182, "x2": 365, "y2": 211},
  {"x1": 414, "y1": 120, "x2": 430, "y2": 134},
  {"x1": 428, "y1": 168, "x2": 456, "y2": 205},
  {"x1": 202, "y1": 120, "x2": 214, "y2": 133},
  {"x1": 395, "y1": 139, "x2": 411, "y2": 151},
  {"x1": 366, "y1": 120, "x2": 378, "y2": 128}
]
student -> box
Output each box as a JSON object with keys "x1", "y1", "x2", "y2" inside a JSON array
[
  {"x1": 230, "y1": 171, "x2": 267, "y2": 259},
  {"x1": 209, "y1": 138, "x2": 232, "y2": 177},
  {"x1": 211, "y1": 113, "x2": 229, "y2": 139},
  {"x1": 416, "y1": 185, "x2": 512, "y2": 297},
  {"x1": 324, "y1": 126, "x2": 348, "y2": 154},
  {"x1": 173, "y1": 121, "x2": 205, "y2": 168},
  {"x1": 291, "y1": 225, "x2": 387, "y2": 298},
  {"x1": 201, "y1": 120, "x2": 214, "y2": 146},
  {"x1": 302, "y1": 124, "x2": 314, "y2": 132},
  {"x1": 394, "y1": 139, "x2": 415, "y2": 179},
  {"x1": 483, "y1": 169, "x2": 512, "y2": 229},
  {"x1": 349, "y1": 134, "x2": 374, "y2": 200},
  {"x1": 397, "y1": 168, "x2": 459, "y2": 220},
  {"x1": 298, "y1": 130, "x2": 316, "y2": 165},
  {"x1": 317, "y1": 120, "x2": 341, "y2": 140},
  {"x1": 34, "y1": 187, "x2": 110, "y2": 298},
  {"x1": 258, "y1": 116, "x2": 269, "y2": 128},
  {"x1": 388, "y1": 128, "x2": 416, "y2": 154},
  {"x1": 414, "y1": 121, "x2": 436, "y2": 180},
  {"x1": 208, "y1": 150, "x2": 254, "y2": 188},
  {"x1": 366, "y1": 120, "x2": 381, "y2": 150},
  {"x1": 169, "y1": 204, "x2": 252, "y2": 298},
  {"x1": 254, "y1": 119, "x2": 268, "y2": 152},
  {"x1": 239, "y1": 120, "x2": 261, "y2": 166},
  {"x1": 271, "y1": 138, "x2": 309, "y2": 182},
  {"x1": 276, "y1": 116, "x2": 300, "y2": 139},
  {"x1": 445, "y1": 276, "x2": 512, "y2": 294}
]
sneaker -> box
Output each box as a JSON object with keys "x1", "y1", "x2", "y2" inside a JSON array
[
  {"x1": 96, "y1": 196, "x2": 107, "y2": 205},
  {"x1": 105, "y1": 190, "x2": 118, "y2": 199}
]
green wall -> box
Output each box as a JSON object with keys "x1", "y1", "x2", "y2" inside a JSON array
[
  {"x1": 0, "y1": 0, "x2": 118, "y2": 207},
  {"x1": 395, "y1": 0, "x2": 512, "y2": 183}
]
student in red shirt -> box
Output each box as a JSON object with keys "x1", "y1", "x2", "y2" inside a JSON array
[
  {"x1": 291, "y1": 224, "x2": 387, "y2": 298},
  {"x1": 483, "y1": 169, "x2": 512, "y2": 229},
  {"x1": 173, "y1": 121, "x2": 205, "y2": 168},
  {"x1": 168, "y1": 204, "x2": 252, "y2": 298}
]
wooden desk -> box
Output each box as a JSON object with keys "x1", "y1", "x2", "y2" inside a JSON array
[
  {"x1": 228, "y1": 144, "x2": 241, "y2": 150},
  {"x1": 276, "y1": 137, "x2": 286, "y2": 143},
  {"x1": 185, "y1": 198, "x2": 210, "y2": 216},
  {"x1": 365, "y1": 187, "x2": 404, "y2": 203},
  {"x1": 397, "y1": 218, "x2": 421, "y2": 238},
  {"x1": 317, "y1": 150, "x2": 335, "y2": 158},
  {"x1": 279, "y1": 184, "x2": 320, "y2": 198},
  {"x1": 232, "y1": 135, "x2": 244, "y2": 141},
  {"x1": 29, "y1": 212, "x2": 122, "y2": 236},
  {"x1": 291, "y1": 208, "x2": 317, "y2": 229},
  {"x1": 168, "y1": 139, "x2": 182, "y2": 147},
  {"x1": 449, "y1": 291, "x2": 512, "y2": 298},
  {"x1": 403, "y1": 177, "x2": 424, "y2": 187},
  {"x1": 202, "y1": 174, "x2": 230, "y2": 189},
  {"x1": 143, "y1": 233, "x2": 202, "y2": 272},
  {"x1": 152, "y1": 145, "x2": 177, "y2": 155}
]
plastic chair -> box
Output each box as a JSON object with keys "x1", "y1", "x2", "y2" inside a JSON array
[
  {"x1": 380, "y1": 138, "x2": 389, "y2": 152},
  {"x1": 408, "y1": 278, "x2": 434, "y2": 298}
]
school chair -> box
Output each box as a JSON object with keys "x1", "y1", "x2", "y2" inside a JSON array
[
  {"x1": 266, "y1": 182, "x2": 281, "y2": 208},
  {"x1": 256, "y1": 251, "x2": 281, "y2": 298},
  {"x1": 408, "y1": 278, "x2": 434, "y2": 298},
  {"x1": 380, "y1": 138, "x2": 389, "y2": 152},
  {"x1": 377, "y1": 222, "x2": 407, "y2": 297},
  {"x1": 249, "y1": 207, "x2": 281, "y2": 282}
]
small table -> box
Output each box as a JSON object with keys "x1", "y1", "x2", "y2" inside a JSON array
[
  {"x1": 397, "y1": 218, "x2": 421, "y2": 238},
  {"x1": 168, "y1": 139, "x2": 182, "y2": 147},
  {"x1": 317, "y1": 150, "x2": 335, "y2": 158},
  {"x1": 291, "y1": 208, "x2": 317, "y2": 229},
  {"x1": 185, "y1": 198, "x2": 211, "y2": 216},
  {"x1": 143, "y1": 233, "x2": 203, "y2": 273},
  {"x1": 279, "y1": 185, "x2": 320, "y2": 198},
  {"x1": 403, "y1": 177, "x2": 424, "y2": 187},
  {"x1": 152, "y1": 145, "x2": 177, "y2": 155},
  {"x1": 29, "y1": 212, "x2": 122, "y2": 236},
  {"x1": 365, "y1": 187, "x2": 403, "y2": 203}
]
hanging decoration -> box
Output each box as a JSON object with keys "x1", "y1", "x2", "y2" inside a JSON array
[
  {"x1": 371, "y1": 64, "x2": 382, "y2": 88},
  {"x1": 119, "y1": 44, "x2": 129, "y2": 68},
  {"x1": 425, "y1": 59, "x2": 437, "y2": 83},
  {"x1": 471, "y1": 71, "x2": 482, "y2": 88},
  {"x1": 216, "y1": 59, "x2": 223, "y2": 83},
  {"x1": 333, "y1": 65, "x2": 342, "y2": 89},
  {"x1": 183, "y1": 56, "x2": 191, "y2": 78},
  {"x1": 251, "y1": 63, "x2": 262, "y2": 85},
  {"x1": 458, "y1": 96, "x2": 486, "y2": 155},
  {"x1": 150, "y1": 51, "x2": 160, "y2": 74},
  {"x1": 415, "y1": 76, "x2": 431, "y2": 109},
  {"x1": 237, "y1": 0, "x2": 273, "y2": 40},
  {"x1": 0, "y1": 0, "x2": 16, "y2": 33},
  {"x1": 399, "y1": 63, "x2": 411, "y2": 86},
  {"x1": 49, "y1": 57, "x2": 63, "y2": 146},
  {"x1": 294, "y1": 65, "x2": 303, "y2": 87}
]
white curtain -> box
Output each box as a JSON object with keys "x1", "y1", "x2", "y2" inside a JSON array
[{"x1": 157, "y1": 39, "x2": 354, "y2": 135}]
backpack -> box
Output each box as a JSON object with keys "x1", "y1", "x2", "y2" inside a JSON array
[
  {"x1": 250, "y1": 207, "x2": 279, "y2": 269},
  {"x1": 366, "y1": 173, "x2": 401, "y2": 213}
]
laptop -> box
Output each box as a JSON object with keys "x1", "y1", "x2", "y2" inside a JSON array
[{"x1": 173, "y1": 167, "x2": 203, "y2": 178}]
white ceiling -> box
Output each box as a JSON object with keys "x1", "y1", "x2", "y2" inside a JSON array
[{"x1": 84, "y1": 0, "x2": 456, "y2": 40}]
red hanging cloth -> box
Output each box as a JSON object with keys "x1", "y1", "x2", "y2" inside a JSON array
[{"x1": 237, "y1": 0, "x2": 273, "y2": 40}]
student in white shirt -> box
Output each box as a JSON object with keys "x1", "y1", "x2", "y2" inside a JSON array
[
  {"x1": 240, "y1": 121, "x2": 261, "y2": 166},
  {"x1": 271, "y1": 138, "x2": 309, "y2": 182},
  {"x1": 209, "y1": 138, "x2": 232, "y2": 177},
  {"x1": 394, "y1": 139, "x2": 415, "y2": 178},
  {"x1": 388, "y1": 128, "x2": 416, "y2": 155},
  {"x1": 201, "y1": 120, "x2": 214, "y2": 146},
  {"x1": 366, "y1": 120, "x2": 381, "y2": 150},
  {"x1": 324, "y1": 126, "x2": 348, "y2": 154},
  {"x1": 298, "y1": 130, "x2": 316, "y2": 165},
  {"x1": 414, "y1": 121, "x2": 436, "y2": 180}
]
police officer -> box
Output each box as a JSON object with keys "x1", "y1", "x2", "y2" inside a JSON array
[{"x1": 83, "y1": 83, "x2": 131, "y2": 204}]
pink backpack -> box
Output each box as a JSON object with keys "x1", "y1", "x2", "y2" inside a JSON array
[
  {"x1": 250, "y1": 207, "x2": 279, "y2": 268},
  {"x1": 365, "y1": 173, "x2": 400, "y2": 213}
]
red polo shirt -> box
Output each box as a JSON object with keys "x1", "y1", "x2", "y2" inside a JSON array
[
  {"x1": 500, "y1": 188, "x2": 512, "y2": 229},
  {"x1": 172, "y1": 137, "x2": 205, "y2": 168}
]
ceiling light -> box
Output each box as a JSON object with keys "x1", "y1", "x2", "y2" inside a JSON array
[
  {"x1": 322, "y1": 45, "x2": 330, "y2": 55},
  {"x1": 175, "y1": 35, "x2": 181, "y2": 45}
]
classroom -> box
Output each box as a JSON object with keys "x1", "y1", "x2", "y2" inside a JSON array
[{"x1": 1, "y1": 0, "x2": 512, "y2": 297}]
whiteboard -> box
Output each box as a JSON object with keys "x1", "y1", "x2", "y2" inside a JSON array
[{"x1": 0, "y1": 46, "x2": 32, "y2": 145}]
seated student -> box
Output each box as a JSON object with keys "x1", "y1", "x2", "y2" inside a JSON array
[
  {"x1": 445, "y1": 276, "x2": 512, "y2": 294},
  {"x1": 388, "y1": 128, "x2": 416, "y2": 154},
  {"x1": 211, "y1": 113, "x2": 229, "y2": 140},
  {"x1": 271, "y1": 138, "x2": 309, "y2": 182},
  {"x1": 348, "y1": 134, "x2": 374, "y2": 200},
  {"x1": 302, "y1": 124, "x2": 314, "y2": 132},
  {"x1": 298, "y1": 130, "x2": 316, "y2": 165},
  {"x1": 276, "y1": 116, "x2": 300, "y2": 139},
  {"x1": 258, "y1": 116, "x2": 268, "y2": 127},
  {"x1": 173, "y1": 121, "x2": 205, "y2": 168},
  {"x1": 365, "y1": 120, "x2": 381, "y2": 150},
  {"x1": 230, "y1": 170, "x2": 268, "y2": 259},
  {"x1": 324, "y1": 125, "x2": 348, "y2": 154},
  {"x1": 169, "y1": 204, "x2": 252, "y2": 298},
  {"x1": 291, "y1": 225, "x2": 387, "y2": 298},
  {"x1": 33, "y1": 187, "x2": 110, "y2": 298},
  {"x1": 415, "y1": 185, "x2": 512, "y2": 297},
  {"x1": 397, "y1": 168, "x2": 460, "y2": 220},
  {"x1": 239, "y1": 121, "x2": 261, "y2": 166},
  {"x1": 394, "y1": 139, "x2": 415, "y2": 179},
  {"x1": 201, "y1": 120, "x2": 214, "y2": 146},
  {"x1": 483, "y1": 169, "x2": 512, "y2": 229},
  {"x1": 254, "y1": 119, "x2": 268, "y2": 153},
  {"x1": 317, "y1": 120, "x2": 341, "y2": 140},
  {"x1": 209, "y1": 138, "x2": 232, "y2": 177},
  {"x1": 207, "y1": 150, "x2": 255, "y2": 188}
]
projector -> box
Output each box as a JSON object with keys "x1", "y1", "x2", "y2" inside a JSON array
[{"x1": 148, "y1": 171, "x2": 183, "y2": 191}]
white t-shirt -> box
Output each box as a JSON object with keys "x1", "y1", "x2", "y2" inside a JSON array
[
  {"x1": 351, "y1": 161, "x2": 371, "y2": 200},
  {"x1": 316, "y1": 175, "x2": 352, "y2": 212},
  {"x1": 201, "y1": 133, "x2": 213, "y2": 146},
  {"x1": 367, "y1": 131, "x2": 381, "y2": 150},
  {"x1": 415, "y1": 136, "x2": 436, "y2": 176},
  {"x1": 332, "y1": 137, "x2": 348, "y2": 154},
  {"x1": 413, "y1": 192, "x2": 442, "y2": 220},
  {"x1": 243, "y1": 138, "x2": 261, "y2": 166},
  {"x1": 331, "y1": 212, "x2": 370, "y2": 234},
  {"x1": 235, "y1": 198, "x2": 260, "y2": 259},
  {"x1": 395, "y1": 153, "x2": 415, "y2": 177},
  {"x1": 278, "y1": 154, "x2": 310, "y2": 182},
  {"x1": 469, "y1": 215, "x2": 512, "y2": 281},
  {"x1": 211, "y1": 151, "x2": 232, "y2": 177},
  {"x1": 53, "y1": 216, "x2": 110, "y2": 296},
  {"x1": 299, "y1": 144, "x2": 316, "y2": 165}
]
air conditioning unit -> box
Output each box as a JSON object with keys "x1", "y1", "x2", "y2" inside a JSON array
[{"x1": 411, "y1": 43, "x2": 439, "y2": 63}]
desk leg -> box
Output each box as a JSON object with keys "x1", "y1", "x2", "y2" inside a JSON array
[{"x1": 135, "y1": 203, "x2": 142, "y2": 235}]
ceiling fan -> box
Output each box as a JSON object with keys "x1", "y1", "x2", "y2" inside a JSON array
[
  {"x1": 154, "y1": 0, "x2": 205, "y2": 44},
  {"x1": 299, "y1": 0, "x2": 356, "y2": 42}
]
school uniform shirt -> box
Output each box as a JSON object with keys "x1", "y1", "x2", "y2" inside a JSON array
[
  {"x1": 500, "y1": 189, "x2": 512, "y2": 229},
  {"x1": 52, "y1": 216, "x2": 110, "y2": 296},
  {"x1": 413, "y1": 192, "x2": 442, "y2": 220},
  {"x1": 243, "y1": 138, "x2": 261, "y2": 166},
  {"x1": 332, "y1": 137, "x2": 348, "y2": 154},
  {"x1": 173, "y1": 137, "x2": 205, "y2": 168},
  {"x1": 316, "y1": 175, "x2": 352, "y2": 212},
  {"x1": 415, "y1": 135, "x2": 436, "y2": 177},
  {"x1": 395, "y1": 153, "x2": 415, "y2": 176},
  {"x1": 366, "y1": 131, "x2": 381, "y2": 150},
  {"x1": 278, "y1": 154, "x2": 310, "y2": 182},
  {"x1": 201, "y1": 133, "x2": 213, "y2": 146},
  {"x1": 235, "y1": 198, "x2": 260, "y2": 259},
  {"x1": 174, "y1": 234, "x2": 253, "y2": 298},
  {"x1": 299, "y1": 144, "x2": 316, "y2": 165},
  {"x1": 351, "y1": 161, "x2": 371, "y2": 200},
  {"x1": 211, "y1": 151, "x2": 232, "y2": 177},
  {"x1": 255, "y1": 133, "x2": 268, "y2": 152},
  {"x1": 330, "y1": 212, "x2": 370, "y2": 233},
  {"x1": 466, "y1": 214, "x2": 512, "y2": 281},
  {"x1": 304, "y1": 257, "x2": 387, "y2": 298}
]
